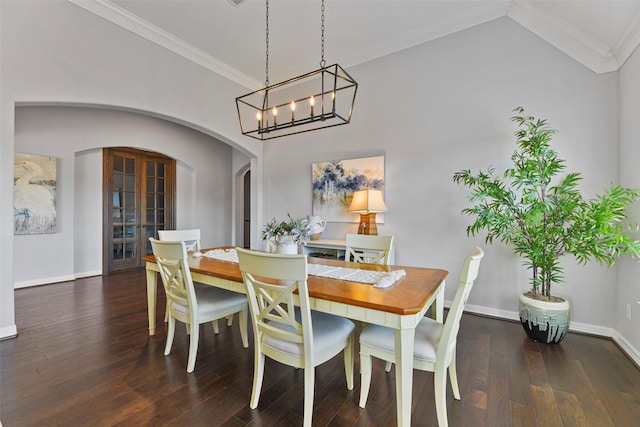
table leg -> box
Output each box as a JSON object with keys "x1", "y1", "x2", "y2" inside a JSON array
[
  {"x1": 394, "y1": 327, "x2": 415, "y2": 427},
  {"x1": 146, "y1": 267, "x2": 157, "y2": 336},
  {"x1": 434, "y1": 279, "x2": 445, "y2": 322}
]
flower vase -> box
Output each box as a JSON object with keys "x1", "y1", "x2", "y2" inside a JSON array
[
  {"x1": 307, "y1": 215, "x2": 327, "y2": 240},
  {"x1": 277, "y1": 235, "x2": 298, "y2": 254}
]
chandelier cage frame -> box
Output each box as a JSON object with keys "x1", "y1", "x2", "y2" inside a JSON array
[
  {"x1": 236, "y1": 64, "x2": 358, "y2": 140},
  {"x1": 235, "y1": 0, "x2": 358, "y2": 141}
]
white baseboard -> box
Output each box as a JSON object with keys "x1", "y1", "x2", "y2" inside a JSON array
[
  {"x1": 463, "y1": 303, "x2": 640, "y2": 367},
  {"x1": 465, "y1": 303, "x2": 519, "y2": 321},
  {"x1": 611, "y1": 331, "x2": 640, "y2": 367},
  {"x1": 464, "y1": 303, "x2": 616, "y2": 336},
  {"x1": 0, "y1": 324, "x2": 18, "y2": 340},
  {"x1": 74, "y1": 270, "x2": 102, "y2": 279},
  {"x1": 14, "y1": 274, "x2": 76, "y2": 289},
  {"x1": 14, "y1": 270, "x2": 102, "y2": 289}
]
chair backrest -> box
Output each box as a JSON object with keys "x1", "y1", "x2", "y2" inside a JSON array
[
  {"x1": 158, "y1": 229, "x2": 201, "y2": 251},
  {"x1": 438, "y1": 247, "x2": 484, "y2": 361},
  {"x1": 264, "y1": 236, "x2": 277, "y2": 253},
  {"x1": 345, "y1": 234, "x2": 394, "y2": 265},
  {"x1": 150, "y1": 238, "x2": 197, "y2": 320},
  {"x1": 235, "y1": 248, "x2": 312, "y2": 366}
]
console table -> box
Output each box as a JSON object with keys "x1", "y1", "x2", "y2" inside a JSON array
[
  {"x1": 303, "y1": 239, "x2": 347, "y2": 259},
  {"x1": 304, "y1": 238, "x2": 395, "y2": 263}
]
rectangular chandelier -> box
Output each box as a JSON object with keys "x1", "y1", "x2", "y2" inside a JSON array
[{"x1": 236, "y1": 63, "x2": 358, "y2": 141}]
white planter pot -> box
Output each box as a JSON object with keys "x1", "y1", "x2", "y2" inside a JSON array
[
  {"x1": 519, "y1": 292, "x2": 570, "y2": 344},
  {"x1": 277, "y1": 235, "x2": 299, "y2": 254}
]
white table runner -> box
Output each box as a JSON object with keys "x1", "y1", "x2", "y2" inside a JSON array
[
  {"x1": 194, "y1": 249, "x2": 405, "y2": 288},
  {"x1": 306, "y1": 263, "x2": 406, "y2": 288},
  {"x1": 194, "y1": 248, "x2": 239, "y2": 263}
]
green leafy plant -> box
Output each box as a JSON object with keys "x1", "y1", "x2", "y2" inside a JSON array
[
  {"x1": 453, "y1": 107, "x2": 640, "y2": 300},
  {"x1": 261, "y1": 213, "x2": 312, "y2": 246}
]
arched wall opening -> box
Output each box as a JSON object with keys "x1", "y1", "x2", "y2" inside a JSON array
[{"x1": 13, "y1": 104, "x2": 257, "y2": 287}]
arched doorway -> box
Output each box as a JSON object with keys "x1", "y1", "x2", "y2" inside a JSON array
[{"x1": 243, "y1": 169, "x2": 251, "y2": 248}]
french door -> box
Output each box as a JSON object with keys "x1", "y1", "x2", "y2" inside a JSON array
[{"x1": 103, "y1": 148, "x2": 175, "y2": 273}]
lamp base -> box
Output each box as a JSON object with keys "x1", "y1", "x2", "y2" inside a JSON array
[{"x1": 357, "y1": 213, "x2": 378, "y2": 235}]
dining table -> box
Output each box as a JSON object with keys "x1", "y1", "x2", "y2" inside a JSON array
[{"x1": 144, "y1": 247, "x2": 448, "y2": 427}]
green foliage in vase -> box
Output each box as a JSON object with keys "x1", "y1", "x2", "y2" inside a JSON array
[
  {"x1": 261, "y1": 213, "x2": 312, "y2": 246},
  {"x1": 453, "y1": 107, "x2": 640, "y2": 299}
]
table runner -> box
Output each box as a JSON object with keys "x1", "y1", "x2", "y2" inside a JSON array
[{"x1": 193, "y1": 249, "x2": 405, "y2": 288}]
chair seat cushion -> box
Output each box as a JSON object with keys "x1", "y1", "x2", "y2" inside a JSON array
[
  {"x1": 263, "y1": 310, "x2": 355, "y2": 363},
  {"x1": 360, "y1": 316, "x2": 443, "y2": 362},
  {"x1": 171, "y1": 286, "x2": 247, "y2": 317}
]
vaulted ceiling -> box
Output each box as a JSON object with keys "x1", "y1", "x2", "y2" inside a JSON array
[{"x1": 71, "y1": 0, "x2": 640, "y2": 89}]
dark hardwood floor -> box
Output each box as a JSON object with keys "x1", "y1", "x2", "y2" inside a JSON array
[{"x1": 1, "y1": 269, "x2": 639, "y2": 426}]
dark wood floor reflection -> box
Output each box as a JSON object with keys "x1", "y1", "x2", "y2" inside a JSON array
[{"x1": 1, "y1": 269, "x2": 639, "y2": 426}]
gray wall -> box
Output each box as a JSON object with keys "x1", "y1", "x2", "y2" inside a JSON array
[
  {"x1": 262, "y1": 18, "x2": 623, "y2": 336},
  {"x1": 618, "y1": 45, "x2": 640, "y2": 355}
]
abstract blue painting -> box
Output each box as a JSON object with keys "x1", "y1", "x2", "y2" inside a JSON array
[{"x1": 312, "y1": 155, "x2": 385, "y2": 223}]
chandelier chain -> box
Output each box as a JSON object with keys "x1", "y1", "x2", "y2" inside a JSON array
[
  {"x1": 320, "y1": 0, "x2": 326, "y2": 68},
  {"x1": 237, "y1": 0, "x2": 358, "y2": 140},
  {"x1": 265, "y1": 0, "x2": 270, "y2": 87}
]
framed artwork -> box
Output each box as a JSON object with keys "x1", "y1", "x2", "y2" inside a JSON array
[
  {"x1": 312, "y1": 155, "x2": 385, "y2": 223},
  {"x1": 14, "y1": 153, "x2": 57, "y2": 235}
]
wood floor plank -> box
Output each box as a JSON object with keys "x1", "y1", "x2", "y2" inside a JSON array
[
  {"x1": 530, "y1": 384, "x2": 563, "y2": 426},
  {"x1": 484, "y1": 319, "x2": 512, "y2": 427},
  {"x1": 554, "y1": 390, "x2": 589, "y2": 427},
  {"x1": 511, "y1": 400, "x2": 537, "y2": 427},
  {"x1": 524, "y1": 342, "x2": 549, "y2": 387},
  {"x1": 2, "y1": 270, "x2": 640, "y2": 426}
]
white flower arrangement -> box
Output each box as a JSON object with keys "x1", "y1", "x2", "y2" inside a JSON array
[{"x1": 261, "y1": 213, "x2": 312, "y2": 246}]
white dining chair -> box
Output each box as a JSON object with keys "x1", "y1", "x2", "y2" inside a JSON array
[
  {"x1": 235, "y1": 248, "x2": 355, "y2": 427},
  {"x1": 150, "y1": 238, "x2": 249, "y2": 373},
  {"x1": 158, "y1": 228, "x2": 234, "y2": 330},
  {"x1": 358, "y1": 247, "x2": 484, "y2": 427},
  {"x1": 264, "y1": 236, "x2": 277, "y2": 253},
  {"x1": 158, "y1": 229, "x2": 201, "y2": 251},
  {"x1": 345, "y1": 233, "x2": 394, "y2": 265}
]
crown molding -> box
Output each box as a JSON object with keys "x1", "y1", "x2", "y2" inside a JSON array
[
  {"x1": 507, "y1": 0, "x2": 620, "y2": 74},
  {"x1": 67, "y1": 0, "x2": 262, "y2": 90},
  {"x1": 612, "y1": 5, "x2": 640, "y2": 70},
  {"x1": 67, "y1": 0, "x2": 640, "y2": 80}
]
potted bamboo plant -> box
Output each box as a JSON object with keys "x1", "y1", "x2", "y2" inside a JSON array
[{"x1": 453, "y1": 107, "x2": 640, "y2": 343}]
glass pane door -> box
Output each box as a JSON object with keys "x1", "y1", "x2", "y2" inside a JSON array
[
  {"x1": 142, "y1": 160, "x2": 168, "y2": 258},
  {"x1": 104, "y1": 148, "x2": 175, "y2": 273},
  {"x1": 110, "y1": 152, "x2": 140, "y2": 271}
]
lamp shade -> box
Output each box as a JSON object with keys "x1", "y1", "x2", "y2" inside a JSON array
[{"x1": 348, "y1": 189, "x2": 387, "y2": 213}]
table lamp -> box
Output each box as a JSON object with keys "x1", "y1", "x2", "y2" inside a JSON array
[{"x1": 348, "y1": 189, "x2": 388, "y2": 235}]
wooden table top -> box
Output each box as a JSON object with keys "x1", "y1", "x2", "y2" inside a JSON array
[{"x1": 144, "y1": 247, "x2": 448, "y2": 316}]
